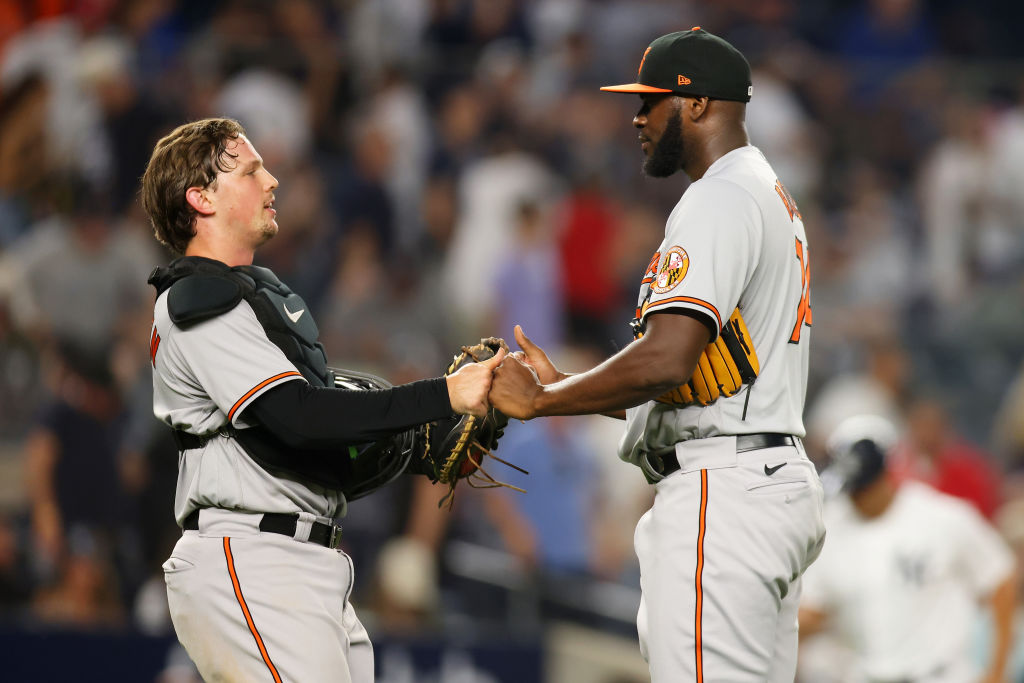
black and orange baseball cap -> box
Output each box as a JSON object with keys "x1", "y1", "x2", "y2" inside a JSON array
[{"x1": 601, "y1": 27, "x2": 752, "y2": 102}]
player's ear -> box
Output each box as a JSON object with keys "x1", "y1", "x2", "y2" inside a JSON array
[
  {"x1": 684, "y1": 96, "x2": 710, "y2": 121},
  {"x1": 185, "y1": 186, "x2": 215, "y2": 216}
]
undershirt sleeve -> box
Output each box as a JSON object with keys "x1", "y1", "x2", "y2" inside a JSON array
[{"x1": 244, "y1": 376, "x2": 453, "y2": 449}]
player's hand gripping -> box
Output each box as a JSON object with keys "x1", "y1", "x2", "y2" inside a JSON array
[
  {"x1": 445, "y1": 347, "x2": 506, "y2": 417},
  {"x1": 510, "y1": 325, "x2": 565, "y2": 384},
  {"x1": 489, "y1": 351, "x2": 543, "y2": 420}
]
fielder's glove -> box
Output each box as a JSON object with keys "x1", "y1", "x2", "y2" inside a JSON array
[{"x1": 410, "y1": 337, "x2": 525, "y2": 508}]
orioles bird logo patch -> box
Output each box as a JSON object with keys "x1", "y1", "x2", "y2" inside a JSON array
[{"x1": 652, "y1": 246, "x2": 689, "y2": 293}]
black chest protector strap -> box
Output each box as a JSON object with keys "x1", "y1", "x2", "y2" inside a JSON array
[{"x1": 148, "y1": 256, "x2": 349, "y2": 489}]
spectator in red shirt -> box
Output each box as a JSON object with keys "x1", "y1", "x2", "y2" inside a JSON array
[{"x1": 889, "y1": 397, "x2": 1002, "y2": 519}]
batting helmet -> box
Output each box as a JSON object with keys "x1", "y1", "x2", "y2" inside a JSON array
[{"x1": 819, "y1": 415, "x2": 899, "y2": 497}]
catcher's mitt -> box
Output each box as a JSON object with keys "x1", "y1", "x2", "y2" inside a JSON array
[{"x1": 411, "y1": 337, "x2": 526, "y2": 508}]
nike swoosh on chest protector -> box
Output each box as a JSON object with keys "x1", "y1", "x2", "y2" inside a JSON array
[{"x1": 283, "y1": 302, "x2": 305, "y2": 323}]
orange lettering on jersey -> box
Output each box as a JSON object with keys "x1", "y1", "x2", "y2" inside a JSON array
[
  {"x1": 150, "y1": 327, "x2": 161, "y2": 367},
  {"x1": 775, "y1": 180, "x2": 802, "y2": 222},
  {"x1": 789, "y1": 237, "x2": 812, "y2": 344},
  {"x1": 641, "y1": 251, "x2": 661, "y2": 285},
  {"x1": 637, "y1": 47, "x2": 652, "y2": 78}
]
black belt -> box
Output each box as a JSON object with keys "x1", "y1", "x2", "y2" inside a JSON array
[
  {"x1": 173, "y1": 429, "x2": 236, "y2": 451},
  {"x1": 183, "y1": 509, "x2": 342, "y2": 549},
  {"x1": 648, "y1": 433, "x2": 796, "y2": 478},
  {"x1": 173, "y1": 430, "x2": 207, "y2": 450}
]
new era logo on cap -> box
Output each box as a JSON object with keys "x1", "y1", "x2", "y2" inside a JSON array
[{"x1": 601, "y1": 27, "x2": 752, "y2": 103}]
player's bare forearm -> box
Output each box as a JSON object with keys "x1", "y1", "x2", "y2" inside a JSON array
[
  {"x1": 491, "y1": 313, "x2": 710, "y2": 419},
  {"x1": 508, "y1": 325, "x2": 620, "y2": 418}
]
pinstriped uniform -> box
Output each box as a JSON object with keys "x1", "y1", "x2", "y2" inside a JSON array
[
  {"x1": 621, "y1": 146, "x2": 826, "y2": 682},
  {"x1": 151, "y1": 293, "x2": 372, "y2": 682}
]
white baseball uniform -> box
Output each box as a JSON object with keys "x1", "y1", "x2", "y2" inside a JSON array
[
  {"x1": 800, "y1": 481, "x2": 1015, "y2": 682},
  {"x1": 619, "y1": 145, "x2": 825, "y2": 682},
  {"x1": 151, "y1": 293, "x2": 372, "y2": 682}
]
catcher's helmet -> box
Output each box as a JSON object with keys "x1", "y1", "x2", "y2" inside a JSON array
[
  {"x1": 330, "y1": 367, "x2": 417, "y2": 501},
  {"x1": 819, "y1": 415, "x2": 899, "y2": 497}
]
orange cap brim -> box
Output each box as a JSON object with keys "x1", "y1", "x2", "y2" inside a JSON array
[{"x1": 600, "y1": 83, "x2": 674, "y2": 93}]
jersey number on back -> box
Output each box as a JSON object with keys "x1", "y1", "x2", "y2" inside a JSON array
[
  {"x1": 789, "y1": 237, "x2": 812, "y2": 344},
  {"x1": 775, "y1": 180, "x2": 812, "y2": 345}
]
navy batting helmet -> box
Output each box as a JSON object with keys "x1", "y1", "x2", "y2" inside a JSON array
[{"x1": 819, "y1": 415, "x2": 899, "y2": 497}]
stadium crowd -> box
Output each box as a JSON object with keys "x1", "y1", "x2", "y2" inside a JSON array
[{"x1": 0, "y1": 0, "x2": 1023, "y2": 679}]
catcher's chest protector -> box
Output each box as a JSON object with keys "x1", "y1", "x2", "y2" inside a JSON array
[
  {"x1": 148, "y1": 257, "x2": 350, "y2": 489},
  {"x1": 149, "y1": 257, "x2": 332, "y2": 387}
]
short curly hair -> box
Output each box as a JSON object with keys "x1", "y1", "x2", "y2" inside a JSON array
[{"x1": 140, "y1": 118, "x2": 246, "y2": 255}]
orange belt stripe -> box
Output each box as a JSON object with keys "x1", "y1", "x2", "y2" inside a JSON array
[{"x1": 223, "y1": 537, "x2": 283, "y2": 683}]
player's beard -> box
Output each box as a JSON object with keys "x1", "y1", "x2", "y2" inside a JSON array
[{"x1": 643, "y1": 114, "x2": 684, "y2": 178}]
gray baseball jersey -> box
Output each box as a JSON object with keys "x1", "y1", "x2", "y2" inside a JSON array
[
  {"x1": 620, "y1": 145, "x2": 812, "y2": 465},
  {"x1": 151, "y1": 294, "x2": 342, "y2": 523}
]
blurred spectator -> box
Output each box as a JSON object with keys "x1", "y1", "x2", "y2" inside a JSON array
[
  {"x1": 319, "y1": 226, "x2": 447, "y2": 375},
  {"x1": 889, "y1": 397, "x2": 1003, "y2": 519},
  {"x1": 553, "y1": 177, "x2": 623, "y2": 346},
  {"x1": 994, "y1": 359, "x2": 1024, "y2": 474},
  {"x1": 23, "y1": 344, "x2": 134, "y2": 578},
  {"x1": 493, "y1": 200, "x2": 565, "y2": 351},
  {"x1": 326, "y1": 116, "x2": 398, "y2": 256},
  {"x1": 830, "y1": 0, "x2": 937, "y2": 100},
  {"x1": 918, "y1": 95, "x2": 1000, "y2": 309},
  {"x1": 29, "y1": 524, "x2": 126, "y2": 629},
  {"x1": 0, "y1": 511, "x2": 30, "y2": 613},
  {"x1": 828, "y1": 163, "x2": 918, "y2": 337},
  {"x1": 476, "y1": 417, "x2": 601, "y2": 575},
  {"x1": 0, "y1": 72, "x2": 51, "y2": 245},
  {"x1": 215, "y1": 67, "x2": 311, "y2": 169},
  {"x1": 746, "y1": 55, "x2": 823, "y2": 201},
  {"x1": 365, "y1": 67, "x2": 432, "y2": 252},
  {"x1": 805, "y1": 336, "x2": 911, "y2": 461},
  {"x1": 1, "y1": 14, "x2": 111, "y2": 184},
  {"x1": 442, "y1": 134, "x2": 560, "y2": 336},
  {"x1": 0, "y1": 299, "x2": 43, "y2": 438},
  {"x1": 77, "y1": 34, "x2": 174, "y2": 215},
  {"x1": 0, "y1": 177, "x2": 158, "y2": 356}
]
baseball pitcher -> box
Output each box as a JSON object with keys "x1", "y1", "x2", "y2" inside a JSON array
[{"x1": 490, "y1": 27, "x2": 826, "y2": 682}]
